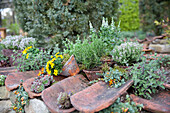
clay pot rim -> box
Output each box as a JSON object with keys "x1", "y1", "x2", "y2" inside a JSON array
[
  {"x1": 56, "y1": 107, "x2": 76, "y2": 113},
  {"x1": 83, "y1": 70, "x2": 103, "y2": 73}
]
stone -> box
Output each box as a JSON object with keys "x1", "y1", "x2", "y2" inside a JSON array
[
  {"x1": 70, "y1": 80, "x2": 133, "y2": 113},
  {"x1": 83, "y1": 70, "x2": 103, "y2": 81},
  {"x1": 23, "y1": 76, "x2": 66, "y2": 98},
  {"x1": 0, "y1": 67, "x2": 17, "y2": 75},
  {"x1": 0, "y1": 100, "x2": 13, "y2": 113},
  {"x1": 0, "y1": 86, "x2": 10, "y2": 100},
  {"x1": 130, "y1": 91, "x2": 170, "y2": 113},
  {"x1": 160, "y1": 40, "x2": 169, "y2": 44},
  {"x1": 60, "y1": 55, "x2": 80, "y2": 77},
  {"x1": 42, "y1": 74, "x2": 88, "y2": 113},
  {"x1": 149, "y1": 44, "x2": 170, "y2": 53},
  {"x1": 24, "y1": 99, "x2": 50, "y2": 113},
  {"x1": 5, "y1": 70, "x2": 39, "y2": 91},
  {"x1": 9, "y1": 90, "x2": 17, "y2": 104}
]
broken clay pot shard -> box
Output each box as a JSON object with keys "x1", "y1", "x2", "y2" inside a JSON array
[
  {"x1": 5, "y1": 70, "x2": 39, "y2": 91},
  {"x1": 42, "y1": 74, "x2": 88, "y2": 113},
  {"x1": 60, "y1": 55, "x2": 80, "y2": 77},
  {"x1": 70, "y1": 80, "x2": 134, "y2": 113},
  {"x1": 23, "y1": 75, "x2": 66, "y2": 98},
  {"x1": 130, "y1": 92, "x2": 170, "y2": 113}
]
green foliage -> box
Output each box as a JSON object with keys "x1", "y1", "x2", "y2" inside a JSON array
[
  {"x1": 101, "y1": 63, "x2": 110, "y2": 72},
  {"x1": 13, "y1": 0, "x2": 118, "y2": 48},
  {"x1": 139, "y1": 0, "x2": 170, "y2": 35},
  {"x1": 97, "y1": 18, "x2": 122, "y2": 52},
  {"x1": 57, "y1": 92, "x2": 73, "y2": 109},
  {"x1": 0, "y1": 75, "x2": 7, "y2": 86},
  {"x1": 63, "y1": 35, "x2": 107, "y2": 69},
  {"x1": 113, "y1": 66, "x2": 127, "y2": 74},
  {"x1": 119, "y1": 0, "x2": 140, "y2": 31},
  {"x1": 11, "y1": 46, "x2": 56, "y2": 72},
  {"x1": 99, "y1": 95, "x2": 143, "y2": 113},
  {"x1": 111, "y1": 42, "x2": 143, "y2": 66},
  {"x1": 130, "y1": 57, "x2": 166, "y2": 99},
  {"x1": 7, "y1": 23, "x2": 20, "y2": 35},
  {"x1": 31, "y1": 75, "x2": 54, "y2": 93},
  {"x1": 11, "y1": 81, "x2": 29, "y2": 113},
  {"x1": 0, "y1": 53, "x2": 9, "y2": 67},
  {"x1": 120, "y1": 30, "x2": 147, "y2": 40},
  {"x1": 90, "y1": 68, "x2": 126, "y2": 88},
  {"x1": 0, "y1": 35, "x2": 36, "y2": 50}
]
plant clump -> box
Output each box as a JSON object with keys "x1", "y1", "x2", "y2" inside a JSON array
[
  {"x1": 31, "y1": 75, "x2": 55, "y2": 93},
  {"x1": 57, "y1": 92, "x2": 73, "y2": 109},
  {"x1": 111, "y1": 42, "x2": 143, "y2": 66},
  {"x1": 0, "y1": 75, "x2": 7, "y2": 86},
  {"x1": 130, "y1": 57, "x2": 166, "y2": 99},
  {"x1": 11, "y1": 81, "x2": 29, "y2": 113},
  {"x1": 99, "y1": 95, "x2": 143, "y2": 113},
  {"x1": 0, "y1": 35, "x2": 35, "y2": 50},
  {"x1": 90, "y1": 68, "x2": 126, "y2": 88}
]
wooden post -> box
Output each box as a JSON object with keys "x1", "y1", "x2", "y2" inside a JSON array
[{"x1": 0, "y1": 28, "x2": 7, "y2": 39}]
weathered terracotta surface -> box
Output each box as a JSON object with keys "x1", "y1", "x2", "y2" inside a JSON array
[
  {"x1": 5, "y1": 70, "x2": 39, "y2": 91},
  {"x1": 83, "y1": 70, "x2": 103, "y2": 81},
  {"x1": 60, "y1": 55, "x2": 80, "y2": 77},
  {"x1": 0, "y1": 67, "x2": 17, "y2": 75},
  {"x1": 71, "y1": 80, "x2": 134, "y2": 113},
  {"x1": 130, "y1": 91, "x2": 170, "y2": 113},
  {"x1": 42, "y1": 74, "x2": 88, "y2": 113},
  {"x1": 23, "y1": 75, "x2": 66, "y2": 98},
  {"x1": 163, "y1": 83, "x2": 170, "y2": 89}
]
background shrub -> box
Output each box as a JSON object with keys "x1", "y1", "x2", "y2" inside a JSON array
[
  {"x1": 139, "y1": 0, "x2": 170, "y2": 35},
  {"x1": 13, "y1": 0, "x2": 118, "y2": 48}
]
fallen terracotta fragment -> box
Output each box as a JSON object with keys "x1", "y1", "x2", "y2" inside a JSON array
[
  {"x1": 71, "y1": 80, "x2": 133, "y2": 113},
  {"x1": 163, "y1": 83, "x2": 170, "y2": 89},
  {"x1": 130, "y1": 91, "x2": 170, "y2": 113},
  {"x1": 0, "y1": 67, "x2": 17, "y2": 75},
  {"x1": 42, "y1": 74, "x2": 88, "y2": 113},
  {"x1": 60, "y1": 55, "x2": 80, "y2": 77},
  {"x1": 23, "y1": 75, "x2": 66, "y2": 98},
  {"x1": 5, "y1": 70, "x2": 39, "y2": 91},
  {"x1": 83, "y1": 70, "x2": 103, "y2": 81}
]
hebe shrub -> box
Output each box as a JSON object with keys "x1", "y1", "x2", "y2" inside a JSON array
[{"x1": 13, "y1": 0, "x2": 118, "y2": 48}]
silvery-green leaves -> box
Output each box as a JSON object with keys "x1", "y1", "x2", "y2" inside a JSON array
[{"x1": 111, "y1": 42, "x2": 143, "y2": 66}]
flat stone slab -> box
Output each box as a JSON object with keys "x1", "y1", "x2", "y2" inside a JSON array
[
  {"x1": 5, "y1": 70, "x2": 39, "y2": 91},
  {"x1": 71, "y1": 80, "x2": 133, "y2": 113},
  {"x1": 23, "y1": 76, "x2": 66, "y2": 98},
  {"x1": 0, "y1": 100, "x2": 13, "y2": 113},
  {"x1": 149, "y1": 44, "x2": 170, "y2": 53},
  {"x1": 130, "y1": 91, "x2": 170, "y2": 113},
  {"x1": 0, "y1": 67, "x2": 17, "y2": 75},
  {"x1": 42, "y1": 74, "x2": 88, "y2": 113}
]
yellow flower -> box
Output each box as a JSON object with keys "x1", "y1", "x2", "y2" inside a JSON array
[
  {"x1": 47, "y1": 69, "x2": 51, "y2": 75},
  {"x1": 13, "y1": 107, "x2": 17, "y2": 110},
  {"x1": 26, "y1": 53, "x2": 29, "y2": 59},
  {"x1": 51, "y1": 56, "x2": 53, "y2": 58},
  {"x1": 27, "y1": 46, "x2": 32, "y2": 49},
  {"x1": 53, "y1": 69, "x2": 58, "y2": 76},
  {"x1": 51, "y1": 63, "x2": 55, "y2": 68},
  {"x1": 59, "y1": 55, "x2": 63, "y2": 59},
  {"x1": 52, "y1": 58, "x2": 56, "y2": 62},
  {"x1": 55, "y1": 52, "x2": 60, "y2": 58},
  {"x1": 22, "y1": 50, "x2": 27, "y2": 54}
]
